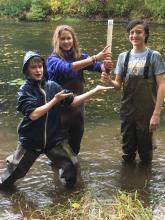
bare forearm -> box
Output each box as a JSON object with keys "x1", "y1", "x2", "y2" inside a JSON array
[
  {"x1": 101, "y1": 72, "x2": 122, "y2": 90},
  {"x1": 72, "y1": 46, "x2": 111, "y2": 71},
  {"x1": 71, "y1": 87, "x2": 98, "y2": 107},
  {"x1": 71, "y1": 57, "x2": 94, "y2": 71},
  {"x1": 153, "y1": 84, "x2": 165, "y2": 116},
  {"x1": 149, "y1": 83, "x2": 165, "y2": 132},
  {"x1": 102, "y1": 77, "x2": 121, "y2": 89},
  {"x1": 30, "y1": 98, "x2": 57, "y2": 120},
  {"x1": 30, "y1": 90, "x2": 74, "y2": 120},
  {"x1": 110, "y1": 80, "x2": 122, "y2": 90},
  {"x1": 71, "y1": 85, "x2": 112, "y2": 107}
]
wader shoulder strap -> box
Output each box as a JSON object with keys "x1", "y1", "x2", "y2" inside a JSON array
[
  {"x1": 123, "y1": 50, "x2": 131, "y2": 78},
  {"x1": 123, "y1": 49, "x2": 153, "y2": 79},
  {"x1": 143, "y1": 49, "x2": 153, "y2": 79}
]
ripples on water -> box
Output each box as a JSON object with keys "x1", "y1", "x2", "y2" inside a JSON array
[
  {"x1": 0, "y1": 122, "x2": 164, "y2": 219},
  {"x1": 0, "y1": 122, "x2": 165, "y2": 219}
]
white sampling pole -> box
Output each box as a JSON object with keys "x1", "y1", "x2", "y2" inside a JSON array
[
  {"x1": 106, "y1": 19, "x2": 113, "y2": 74},
  {"x1": 107, "y1": 19, "x2": 113, "y2": 52}
]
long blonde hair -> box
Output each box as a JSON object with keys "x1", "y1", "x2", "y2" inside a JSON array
[{"x1": 52, "y1": 25, "x2": 81, "y2": 60}]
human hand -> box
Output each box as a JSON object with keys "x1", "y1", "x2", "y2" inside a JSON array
[
  {"x1": 54, "y1": 90, "x2": 73, "y2": 102},
  {"x1": 95, "y1": 45, "x2": 112, "y2": 61},
  {"x1": 149, "y1": 114, "x2": 160, "y2": 132},
  {"x1": 101, "y1": 72, "x2": 113, "y2": 85},
  {"x1": 103, "y1": 59, "x2": 113, "y2": 74}
]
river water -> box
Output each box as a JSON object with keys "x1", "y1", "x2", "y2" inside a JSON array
[{"x1": 0, "y1": 19, "x2": 165, "y2": 219}]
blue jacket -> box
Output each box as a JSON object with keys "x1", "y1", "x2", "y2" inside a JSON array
[
  {"x1": 17, "y1": 79, "x2": 73, "y2": 151},
  {"x1": 17, "y1": 51, "x2": 73, "y2": 152},
  {"x1": 46, "y1": 50, "x2": 102, "y2": 91}
]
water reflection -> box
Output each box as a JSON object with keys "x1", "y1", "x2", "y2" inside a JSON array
[
  {"x1": 119, "y1": 161, "x2": 151, "y2": 190},
  {"x1": 0, "y1": 120, "x2": 165, "y2": 218},
  {"x1": 119, "y1": 161, "x2": 152, "y2": 205}
]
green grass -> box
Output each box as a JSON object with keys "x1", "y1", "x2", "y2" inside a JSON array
[{"x1": 11, "y1": 190, "x2": 152, "y2": 220}]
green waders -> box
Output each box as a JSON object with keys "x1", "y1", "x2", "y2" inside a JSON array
[{"x1": 120, "y1": 74, "x2": 157, "y2": 163}]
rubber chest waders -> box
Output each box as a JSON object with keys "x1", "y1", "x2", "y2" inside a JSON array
[{"x1": 120, "y1": 49, "x2": 156, "y2": 162}]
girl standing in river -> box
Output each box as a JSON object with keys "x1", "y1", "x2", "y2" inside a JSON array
[{"x1": 47, "y1": 25, "x2": 112, "y2": 155}]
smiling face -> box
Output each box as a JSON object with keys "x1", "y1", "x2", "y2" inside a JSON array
[
  {"x1": 128, "y1": 24, "x2": 146, "y2": 49},
  {"x1": 59, "y1": 30, "x2": 74, "y2": 51},
  {"x1": 27, "y1": 58, "x2": 44, "y2": 81}
]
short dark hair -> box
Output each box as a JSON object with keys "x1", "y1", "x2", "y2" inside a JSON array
[
  {"x1": 127, "y1": 19, "x2": 149, "y2": 44},
  {"x1": 28, "y1": 56, "x2": 43, "y2": 65}
]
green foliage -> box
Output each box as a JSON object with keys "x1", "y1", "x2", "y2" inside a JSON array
[
  {"x1": 76, "y1": 0, "x2": 109, "y2": 17},
  {"x1": 58, "y1": 0, "x2": 81, "y2": 15},
  {"x1": 158, "y1": 3, "x2": 165, "y2": 20},
  {"x1": 0, "y1": 0, "x2": 31, "y2": 17},
  {"x1": 49, "y1": 0, "x2": 61, "y2": 13},
  {"x1": 1, "y1": 0, "x2": 165, "y2": 23},
  {"x1": 108, "y1": 0, "x2": 133, "y2": 17},
  {"x1": 11, "y1": 190, "x2": 152, "y2": 219},
  {"x1": 27, "y1": 0, "x2": 49, "y2": 21},
  {"x1": 145, "y1": 0, "x2": 165, "y2": 21}
]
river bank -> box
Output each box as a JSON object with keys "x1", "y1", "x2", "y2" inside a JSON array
[
  {"x1": 1, "y1": 0, "x2": 165, "y2": 24},
  {"x1": 10, "y1": 190, "x2": 151, "y2": 220},
  {"x1": 0, "y1": 14, "x2": 162, "y2": 24}
]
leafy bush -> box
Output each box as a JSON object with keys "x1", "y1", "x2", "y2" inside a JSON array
[
  {"x1": 79, "y1": 0, "x2": 108, "y2": 16},
  {"x1": 26, "y1": 0, "x2": 49, "y2": 21},
  {"x1": 0, "y1": 0, "x2": 31, "y2": 17},
  {"x1": 49, "y1": 0, "x2": 61, "y2": 13},
  {"x1": 1, "y1": 0, "x2": 165, "y2": 23},
  {"x1": 110, "y1": 0, "x2": 134, "y2": 17}
]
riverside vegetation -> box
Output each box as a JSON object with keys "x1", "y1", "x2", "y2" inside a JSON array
[
  {"x1": 11, "y1": 190, "x2": 152, "y2": 220},
  {"x1": 0, "y1": 0, "x2": 165, "y2": 23}
]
